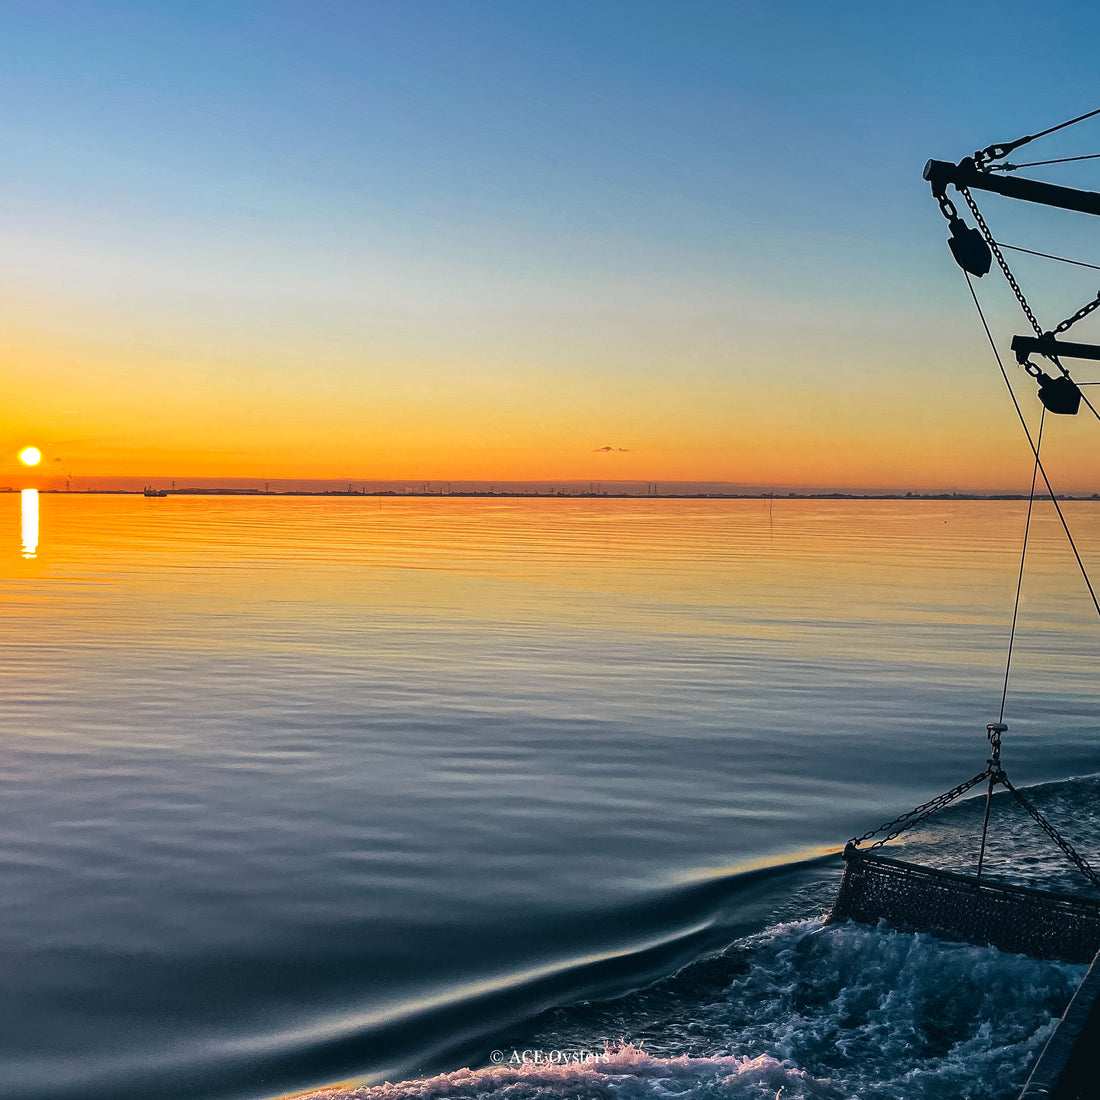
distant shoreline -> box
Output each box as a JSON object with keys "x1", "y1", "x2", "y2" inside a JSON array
[{"x1": 6, "y1": 488, "x2": 1099, "y2": 501}]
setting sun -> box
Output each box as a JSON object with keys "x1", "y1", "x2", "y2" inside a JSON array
[{"x1": 18, "y1": 447, "x2": 42, "y2": 466}]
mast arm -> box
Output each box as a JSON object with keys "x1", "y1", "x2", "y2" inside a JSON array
[
  {"x1": 924, "y1": 158, "x2": 1100, "y2": 218},
  {"x1": 1011, "y1": 335, "x2": 1100, "y2": 363}
]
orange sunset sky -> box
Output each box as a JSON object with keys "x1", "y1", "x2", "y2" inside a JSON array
[{"x1": 4, "y1": 3, "x2": 1100, "y2": 493}]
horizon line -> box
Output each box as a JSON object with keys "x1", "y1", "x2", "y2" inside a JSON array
[
  {"x1": 8, "y1": 485, "x2": 1098, "y2": 502},
  {"x1": 5, "y1": 474, "x2": 1070, "y2": 497}
]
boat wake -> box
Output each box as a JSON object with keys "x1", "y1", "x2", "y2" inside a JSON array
[{"x1": 301, "y1": 916, "x2": 1082, "y2": 1100}]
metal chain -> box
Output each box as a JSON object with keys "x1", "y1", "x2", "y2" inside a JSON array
[
  {"x1": 936, "y1": 192, "x2": 960, "y2": 222},
  {"x1": 847, "y1": 769, "x2": 991, "y2": 849},
  {"x1": 851, "y1": 768, "x2": 1100, "y2": 893},
  {"x1": 959, "y1": 187, "x2": 1044, "y2": 337},
  {"x1": 1002, "y1": 777, "x2": 1100, "y2": 891},
  {"x1": 957, "y1": 190, "x2": 1100, "y2": 341},
  {"x1": 1054, "y1": 290, "x2": 1100, "y2": 334}
]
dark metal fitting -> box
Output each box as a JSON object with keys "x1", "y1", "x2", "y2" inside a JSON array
[
  {"x1": 975, "y1": 144, "x2": 1018, "y2": 167},
  {"x1": 947, "y1": 217, "x2": 992, "y2": 277},
  {"x1": 1036, "y1": 372, "x2": 1083, "y2": 416},
  {"x1": 926, "y1": 171, "x2": 948, "y2": 200}
]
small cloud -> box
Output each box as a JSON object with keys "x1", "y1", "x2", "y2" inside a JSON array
[{"x1": 593, "y1": 445, "x2": 630, "y2": 452}]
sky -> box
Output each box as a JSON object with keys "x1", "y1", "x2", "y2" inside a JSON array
[{"x1": 4, "y1": 0, "x2": 1100, "y2": 492}]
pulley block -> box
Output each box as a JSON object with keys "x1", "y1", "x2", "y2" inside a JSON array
[
  {"x1": 1036, "y1": 372, "x2": 1082, "y2": 415},
  {"x1": 947, "y1": 217, "x2": 992, "y2": 277}
]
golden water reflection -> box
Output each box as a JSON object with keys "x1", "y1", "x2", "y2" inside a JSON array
[{"x1": 21, "y1": 489, "x2": 38, "y2": 558}]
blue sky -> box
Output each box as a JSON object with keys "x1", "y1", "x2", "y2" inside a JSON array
[{"x1": 4, "y1": 1, "x2": 1100, "y2": 489}]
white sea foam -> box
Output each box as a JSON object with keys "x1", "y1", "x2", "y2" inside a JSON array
[
  {"x1": 308, "y1": 1044, "x2": 837, "y2": 1099},
  {"x1": 299, "y1": 919, "x2": 1083, "y2": 1100},
  {"x1": 692, "y1": 920, "x2": 1077, "y2": 1098}
]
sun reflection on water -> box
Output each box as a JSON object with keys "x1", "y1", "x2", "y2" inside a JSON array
[{"x1": 21, "y1": 488, "x2": 38, "y2": 558}]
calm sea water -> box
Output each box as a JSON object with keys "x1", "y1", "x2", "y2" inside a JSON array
[{"x1": 3, "y1": 493, "x2": 1100, "y2": 1100}]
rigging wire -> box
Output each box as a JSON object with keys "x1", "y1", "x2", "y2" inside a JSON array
[
  {"x1": 1003, "y1": 107, "x2": 1100, "y2": 152},
  {"x1": 1076, "y1": 387, "x2": 1100, "y2": 426},
  {"x1": 863, "y1": 120, "x2": 1100, "y2": 892},
  {"x1": 976, "y1": 107, "x2": 1100, "y2": 167},
  {"x1": 960, "y1": 271, "x2": 1100, "y2": 893},
  {"x1": 962, "y1": 269, "x2": 1100, "y2": 623},
  {"x1": 993, "y1": 241, "x2": 1100, "y2": 272},
  {"x1": 999, "y1": 407, "x2": 1044, "y2": 724},
  {"x1": 989, "y1": 152, "x2": 1100, "y2": 172},
  {"x1": 964, "y1": 189, "x2": 1100, "y2": 438}
]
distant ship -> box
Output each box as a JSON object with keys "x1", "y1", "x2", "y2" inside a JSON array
[{"x1": 143, "y1": 487, "x2": 169, "y2": 497}]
